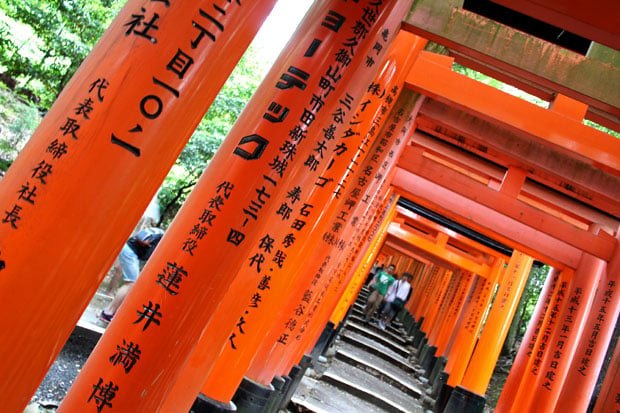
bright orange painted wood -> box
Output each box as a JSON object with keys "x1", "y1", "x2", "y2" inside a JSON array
[
  {"x1": 446, "y1": 259, "x2": 504, "y2": 387},
  {"x1": 436, "y1": 272, "x2": 475, "y2": 356},
  {"x1": 396, "y1": 146, "x2": 616, "y2": 262},
  {"x1": 460, "y1": 251, "x2": 534, "y2": 395},
  {"x1": 495, "y1": 267, "x2": 558, "y2": 412},
  {"x1": 60, "y1": 1, "x2": 409, "y2": 410},
  {"x1": 0, "y1": 1, "x2": 278, "y2": 411},
  {"x1": 421, "y1": 270, "x2": 453, "y2": 336},
  {"x1": 405, "y1": 51, "x2": 620, "y2": 176},
  {"x1": 183, "y1": 25, "x2": 421, "y2": 407},
  {"x1": 523, "y1": 253, "x2": 606, "y2": 412},
  {"x1": 392, "y1": 166, "x2": 582, "y2": 269},
  {"x1": 508, "y1": 268, "x2": 573, "y2": 412},
  {"x1": 428, "y1": 273, "x2": 460, "y2": 346},
  {"x1": 245, "y1": 88, "x2": 423, "y2": 384},
  {"x1": 556, "y1": 249, "x2": 619, "y2": 412},
  {"x1": 443, "y1": 274, "x2": 483, "y2": 364}
]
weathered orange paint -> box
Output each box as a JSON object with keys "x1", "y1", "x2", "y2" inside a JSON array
[
  {"x1": 405, "y1": 51, "x2": 620, "y2": 176},
  {"x1": 460, "y1": 251, "x2": 534, "y2": 395},
  {"x1": 60, "y1": 1, "x2": 409, "y2": 410},
  {"x1": 0, "y1": 1, "x2": 278, "y2": 411},
  {"x1": 495, "y1": 267, "x2": 558, "y2": 412}
]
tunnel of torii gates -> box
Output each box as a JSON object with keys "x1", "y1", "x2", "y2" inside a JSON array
[{"x1": 0, "y1": 0, "x2": 618, "y2": 412}]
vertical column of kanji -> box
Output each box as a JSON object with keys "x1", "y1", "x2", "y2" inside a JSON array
[
  {"x1": 453, "y1": 252, "x2": 534, "y2": 404},
  {"x1": 592, "y1": 336, "x2": 620, "y2": 413},
  {"x1": 256, "y1": 190, "x2": 395, "y2": 382},
  {"x1": 273, "y1": 187, "x2": 398, "y2": 379},
  {"x1": 282, "y1": 191, "x2": 397, "y2": 376},
  {"x1": 508, "y1": 268, "x2": 573, "y2": 412},
  {"x1": 523, "y1": 253, "x2": 606, "y2": 412},
  {"x1": 556, "y1": 238, "x2": 619, "y2": 411},
  {"x1": 412, "y1": 265, "x2": 438, "y2": 323},
  {"x1": 495, "y1": 267, "x2": 558, "y2": 413},
  {"x1": 421, "y1": 270, "x2": 453, "y2": 336},
  {"x1": 245, "y1": 89, "x2": 423, "y2": 384},
  {"x1": 443, "y1": 274, "x2": 483, "y2": 364},
  {"x1": 269, "y1": 89, "x2": 422, "y2": 377},
  {"x1": 0, "y1": 1, "x2": 278, "y2": 410},
  {"x1": 61, "y1": 1, "x2": 410, "y2": 412},
  {"x1": 161, "y1": 18, "x2": 421, "y2": 413},
  {"x1": 445, "y1": 260, "x2": 504, "y2": 388},
  {"x1": 328, "y1": 189, "x2": 399, "y2": 327},
  {"x1": 427, "y1": 272, "x2": 461, "y2": 348},
  {"x1": 436, "y1": 272, "x2": 475, "y2": 357},
  {"x1": 294, "y1": 190, "x2": 400, "y2": 360},
  {"x1": 407, "y1": 262, "x2": 428, "y2": 315}
]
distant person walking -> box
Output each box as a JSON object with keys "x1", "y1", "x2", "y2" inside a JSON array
[
  {"x1": 99, "y1": 227, "x2": 164, "y2": 323},
  {"x1": 378, "y1": 272, "x2": 413, "y2": 329},
  {"x1": 363, "y1": 264, "x2": 396, "y2": 322}
]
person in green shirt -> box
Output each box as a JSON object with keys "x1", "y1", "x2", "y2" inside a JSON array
[{"x1": 363, "y1": 264, "x2": 396, "y2": 322}]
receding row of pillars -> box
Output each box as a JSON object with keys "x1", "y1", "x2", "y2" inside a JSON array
[{"x1": 399, "y1": 245, "x2": 619, "y2": 412}]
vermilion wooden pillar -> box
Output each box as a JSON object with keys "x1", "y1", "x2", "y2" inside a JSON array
[
  {"x1": 508, "y1": 268, "x2": 573, "y2": 412},
  {"x1": 330, "y1": 194, "x2": 400, "y2": 326},
  {"x1": 273, "y1": 190, "x2": 400, "y2": 379},
  {"x1": 443, "y1": 274, "x2": 483, "y2": 363},
  {"x1": 445, "y1": 259, "x2": 504, "y2": 387},
  {"x1": 555, "y1": 264, "x2": 618, "y2": 411},
  {"x1": 421, "y1": 269, "x2": 453, "y2": 335},
  {"x1": 0, "y1": 2, "x2": 279, "y2": 411},
  {"x1": 495, "y1": 267, "x2": 558, "y2": 412},
  {"x1": 555, "y1": 234, "x2": 619, "y2": 411},
  {"x1": 452, "y1": 251, "x2": 533, "y2": 407},
  {"x1": 412, "y1": 265, "x2": 439, "y2": 321},
  {"x1": 524, "y1": 253, "x2": 605, "y2": 412},
  {"x1": 427, "y1": 272, "x2": 461, "y2": 347},
  {"x1": 60, "y1": 1, "x2": 410, "y2": 411},
  {"x1": 180, "y1": 29, "x2": 424, "y2": 410},
  {"x1": 436, "y1": 272, "x2": 475, "y2": 357},
  {"x1": 246, "y1": 90, "x2": 425, "y2": 385}
]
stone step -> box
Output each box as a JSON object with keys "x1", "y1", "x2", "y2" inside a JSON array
[
  {"x1": 335, "y1": 348, "x2": 422, "y2": 399},
  {"x1": 320, "y1": 369, "x2": 424, "y2": 413},
  {"x1": 339, "y1": 330, "x2": 416, "y2": 375},
  {"x1": 345, "y1": 320, "x2": 411, "y2": 357},
  {"x1": 348, "y1": 315, "x2": 412, "y2": 347},
  {"x1": 291, "y1": 375, "x2": 389, "y2": 413}
]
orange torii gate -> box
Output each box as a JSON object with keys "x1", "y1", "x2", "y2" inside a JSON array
[
  {"x1": 0, "y1": 1, "x2": 617, "y2": 411},
  {"x1": 391, "y1": 48, "x2": 620, "y2": 412}
]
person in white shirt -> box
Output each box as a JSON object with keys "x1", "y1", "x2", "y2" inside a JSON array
[{"x1": 378, "y1": 272, "x2": 413, "y2": 329}]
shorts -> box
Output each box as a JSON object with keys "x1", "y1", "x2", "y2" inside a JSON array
[{"x1": 119, "y1": 244, "x2": 140, "y2": 282}]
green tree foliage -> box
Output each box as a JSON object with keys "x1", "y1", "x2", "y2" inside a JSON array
[
  {"x1": 157, "y1": 48, "x2": 267, "y2": 225},
  {"x1": 0, "y1": 0, "x2": 122, "y2": 107}
]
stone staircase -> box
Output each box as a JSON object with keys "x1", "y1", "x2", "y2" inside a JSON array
[{"x1": 290, "y1": 287, "x2": 438, "y2": 413}]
